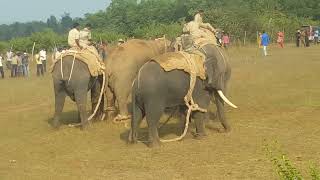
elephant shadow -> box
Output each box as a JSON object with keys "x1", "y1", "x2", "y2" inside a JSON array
[
  {"x1": 119, "y1": 122, "x2": 195, "y2": 146},
  {"x1": 47, "y1": 111, "x2": 80, "y2": 125}
]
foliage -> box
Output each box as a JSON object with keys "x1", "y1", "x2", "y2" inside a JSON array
[
  {"x1": 264, "y1": 141, "x2": 320, "y2": 180},
  {"x1": 1, "y1": 0, "x2": 320, "y2": 49}
]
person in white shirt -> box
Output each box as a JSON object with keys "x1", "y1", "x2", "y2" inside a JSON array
[
  {"x1": 39, "y1": 49, "x2": 47, "y2": 72},
  {"x1": 0, "y1": 54, "x2": 4, "y2": 78},
  {"x1": 314, "y1": 29, "x2": 319, "y2": 45},
  {"x1": 6, "y1": 51, "x2": 12, "y2": 69},
  {"x1": 68, "y1": 23, "x2": 81, "y2": 49}
]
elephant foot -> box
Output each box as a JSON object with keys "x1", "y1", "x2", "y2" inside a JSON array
[
  {"x1": 80, "y1": 123, "x2": 89, "y2": 131},
  {"x1": 218, "y1": 127, "x2": 231, "y2": 133},
  {"x1": 51, "y1": 118, "x2": 61, "y2": 129},
  {"x1": 193, "y1": 132, "x2": 207, "y2": 140},
  {"x1": 127, "y1": 130, "x2": 138, "y2": 145},
  {"x1": 148, "y1": 140, "x2": 161, "y2": 148},
  {"x1": 113, "y1": 114, "x2": 131, "y2": 124}
]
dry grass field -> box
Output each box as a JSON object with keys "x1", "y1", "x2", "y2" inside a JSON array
[{"x1": 0, "y1": 44, "x2": 320, "y2": 179}]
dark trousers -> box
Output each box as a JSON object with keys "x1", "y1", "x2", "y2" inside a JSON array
[
  {"x1": 37, "y1": 64, "x2": 44, "y2": 76},
  {"x1": 0, "y1": 66, "x2": 4, "y2": 78},
  {"x1": 42, "y1": 60, "x2": 47, "y2": 72},
  {"x1": 296, "y1": 39, "x2": 300, "y2": 47},
  {"x1": 11, "y1": 64, "x2": 17, "y2": 77}
]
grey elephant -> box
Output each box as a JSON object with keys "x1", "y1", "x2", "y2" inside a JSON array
[
  {"x1": 51, "y1": 55, "x2": 105, "y2": 130},
  {"x1": 105, "y1": 38, "x2": 174, "y2": 122},
  {"x1": 128, "y1": 44, "x2": 237, "y2": 147}
]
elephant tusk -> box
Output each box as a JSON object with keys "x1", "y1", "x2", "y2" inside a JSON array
[{"x1": 217, "y1": 90, "x2": 238, "y2": 109}]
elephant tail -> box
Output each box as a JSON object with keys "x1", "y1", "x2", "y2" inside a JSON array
[{"x1": 131, "y1": 79, "x2": 137, "y2": 123}]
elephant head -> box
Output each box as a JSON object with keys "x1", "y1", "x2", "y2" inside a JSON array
[{"x1": 202, "y1": 44, "x2": 237, "y2": 109}]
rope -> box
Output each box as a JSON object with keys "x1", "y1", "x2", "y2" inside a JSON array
[
  {"x1": 160, "y1": 52, "x2": 207, "y2": 143},
  {"x1": 88, "y1": 71, "x2": 106, "y2": 121},
  {"x1": 60, "y1": 55, "x2": 64, "y2": 79},
  {"x1": 67, "y1": 53, "x2": 76, "y2": 84}
]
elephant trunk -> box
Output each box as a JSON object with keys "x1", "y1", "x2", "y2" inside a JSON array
[{"x1": 217, "y1": 90, "x2": 238, "y2": 109}]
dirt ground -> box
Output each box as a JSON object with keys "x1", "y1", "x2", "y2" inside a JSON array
[{"x1": 0, "y1": 44, "x2": 320, "y2": 180}]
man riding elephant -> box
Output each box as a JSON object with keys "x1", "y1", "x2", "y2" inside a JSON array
[
  {"x1": 51, "y1": 23, "x2": 106, "y2": 130},
  {"x1": 105, "y1": 38, "x2": 174, "y2": 122},
  {"x1": 181, "y1": 10, "x2": 234, "y2": 131}
]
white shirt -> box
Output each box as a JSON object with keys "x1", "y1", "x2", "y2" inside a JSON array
[
  {"x1": 0, "y1": 56, "x2": 3, "y2": 66},
  {"x1": 39, "y1": 50, "x2": 47, "y2": 61},
  {"x1": 68, "y1": 28, "x2": 80, "y2": 48},
  {"x1": 6, "y1": 51, "x2": 12, "y2": 61}
]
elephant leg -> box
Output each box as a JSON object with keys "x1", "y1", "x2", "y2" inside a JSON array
[
  {"x1": 128, "y1": 104, "x2": 144, "y2": 144},
  {"x1": 75, "y1": 90, "x2": 89, "y2": 130},
  {"x1": 52, "y1": 83, "x2": 66, "y2": 129},
  {"x1": 145, "y1": 103, "x2": 164, "y2": 147},
  {"x1": 105, "y1": 85, "x2": 116, "y2": 121},
  {"x1": 214, "y1": 90, "x2": 231, "y2": 132},
  {"x1": 114, "y1": 84, "x2": 131, "y2": 122},
  {"x1": 193, "y1": 111, "x2": 207, "y2": 138}
]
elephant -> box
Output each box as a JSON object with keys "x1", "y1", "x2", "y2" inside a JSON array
[
  {"x1": 105, "y1": 38, "x2": 174, "y2": 122},
  {"x1": 51, "y1": 55, "x2": 105, "y2": 130},
  {"x1": 128, "y1": 44, "x2": 237, "y2": 147}
]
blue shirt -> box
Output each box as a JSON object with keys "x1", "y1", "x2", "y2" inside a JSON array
[{"x1": 261, "y1": 33, "x2": 270, "y2": 46}]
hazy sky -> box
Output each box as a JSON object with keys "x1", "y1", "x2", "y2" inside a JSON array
[{"x1": 0, "y1": 0, "x2": 111, "y2": 24}]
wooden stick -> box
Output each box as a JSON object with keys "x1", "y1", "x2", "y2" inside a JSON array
[{"x1": 31, "y1": 42, "x2": 36, "y2": 62}]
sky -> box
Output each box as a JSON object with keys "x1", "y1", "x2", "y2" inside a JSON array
[{"x1": 0, "y1": 0, "x2": 111, "y2": 24}]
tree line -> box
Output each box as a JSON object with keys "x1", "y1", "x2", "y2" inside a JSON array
[{"x1": 1, "y1": 0, "x2": 319, "y2": 52}]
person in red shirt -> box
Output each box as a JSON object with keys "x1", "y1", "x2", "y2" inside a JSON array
[
  {"x1": 277, "y1": 31, "x2": 284, "y2": 48},
  {"x1": 222, "y1": 32, "x2": 230, "y2": 49}
]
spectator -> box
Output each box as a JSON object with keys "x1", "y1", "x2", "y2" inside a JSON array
[
  {"x1": 6, "y1": 50, "x2": 12, "y2": 69},
  {"x1": 0, "y1": 54, "x2": 4, "y2": 78},
  {"x1": 306, "y1": 30, "x2": 310, "y2": 47},
  {"x1": 39, "y1": 49, "x2": 47, "y2": 72},
  {"x1": 257, "y1": 32, "x2": 262, "y2": 48},
  {"x1": 261, "y1": 31, "x2": 270, "y2": 56},
  {"x1": 22, "y1": 52, "x2": 29, "y2": 77},
  {"x1": 295, "y1": 30, "x2": 301, "y2": 47},
  {"x1": 277, "y1": 31, "x2": 284, "y2": 48},
  {"x1": 11, "y1": 53, "x2": 18, "y2": 77},
  {"x1": 17, "y1": 53, "x2": 23, "y2": 77},
  {"x1": 35, "y1": 54, "x2": 44, "y2": 76},
  {"x1": 300, "y1": 30, "x2": 306, "y2": 47},
  {"x1": 222, "y1": 32, "x2": 230, "y2": 49},
  {"x1": 314, "y1": 29, "x2": 319, "y2": 45}
]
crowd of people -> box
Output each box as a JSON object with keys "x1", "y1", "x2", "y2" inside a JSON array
[
  {"x1": 295, "y1": 28, "x2": 319, "y2": 47},
  {"x1": 0, "y1": 49, "x2": 47, "y2": 79}
]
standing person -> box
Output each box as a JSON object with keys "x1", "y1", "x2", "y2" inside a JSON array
[
  {"x1": 11, "y1": 53, "x2": 18, "y2": 77},
  {"x1": 222, "y1": 32, "x2": 230, "y2": 49},
  {"x1": 306, "y1": 30, "x2": 310, "y2": 47},
  {"x1": 277, "y1": 31, "x2": 284, "y2": 48},
  {"x1": 314, "y1": 29, "x2": 319, "y2": 45},
  {"x1": 295, "y1": 30, "x2": 301, "y2": 47},
  {"x1": 17, "y1": 53, "x2": 23, "y2": 77},
  {"x1": 39, "y1": 49, "x2": 47, "y2": 72},
  {"x1": 6, "y1": 50, "x2": 12, "y2": 69},
  {"x1": 0, "y1": 54, "x2": 4, "y2": 78},
  {"x1": 35, "y1": 53, "x2": 44, "y2": 76},
  {"x1": 22, "y1": 52, "x2": 29, "y2": 77},
  {"x1": 261, "y1": 31, "x2": 270, "y2": 56},
  {"x1": 300, "y1": 30, "x2": 306, "y2": 47},
  {"x1": 257, "y1": 32, "x2": 262, "y2": 48}
]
